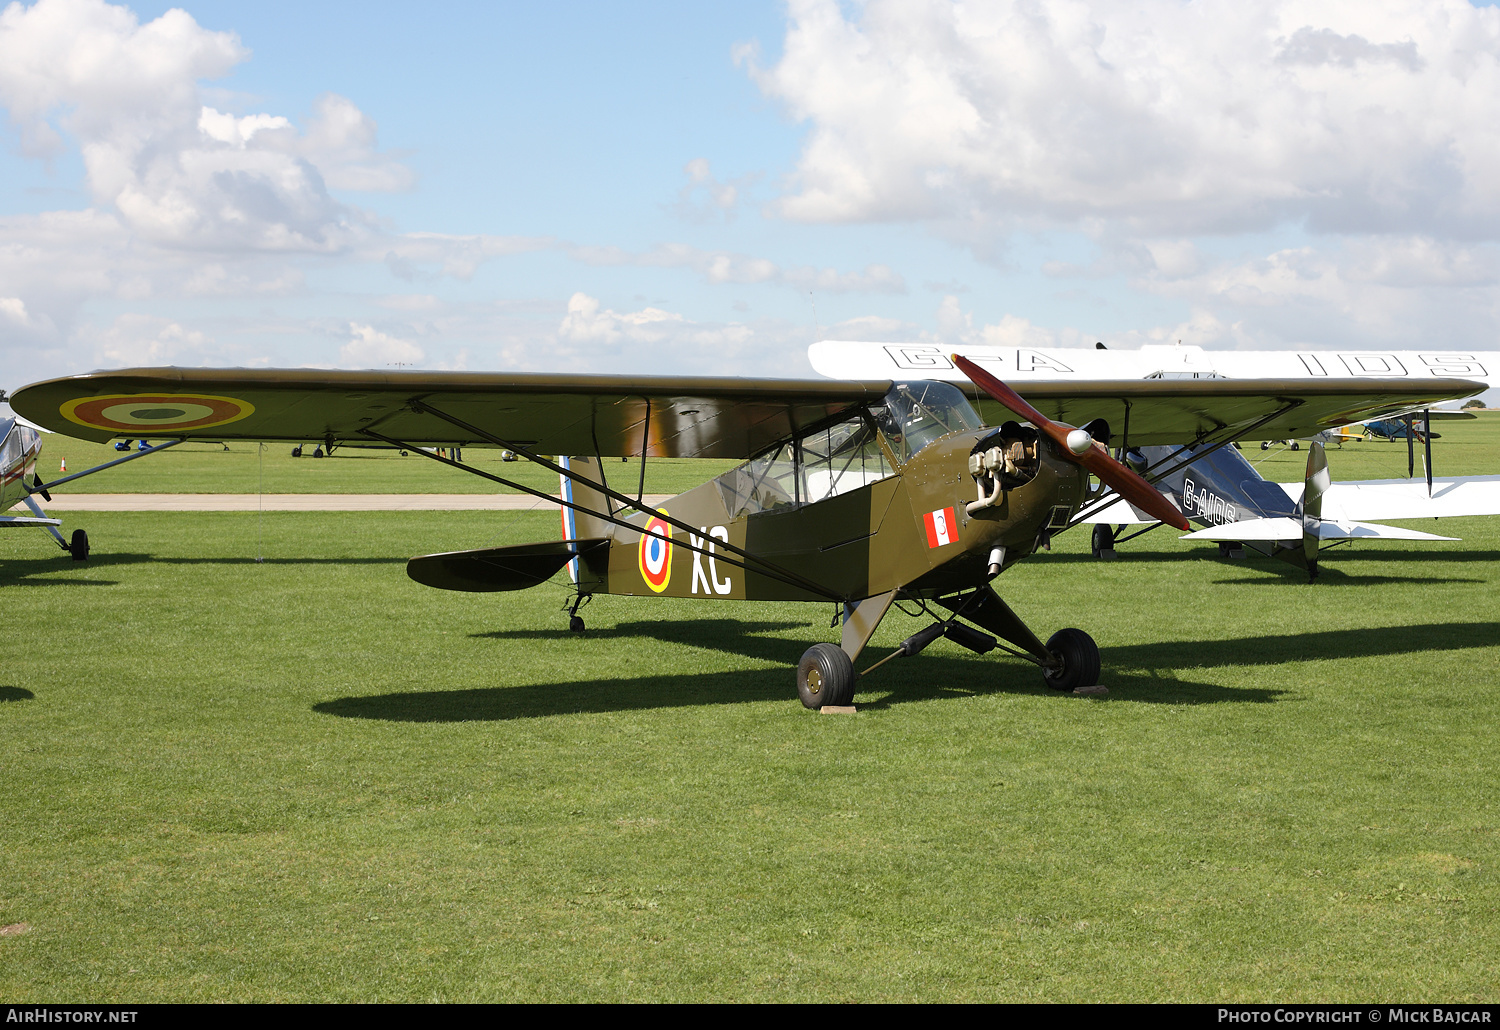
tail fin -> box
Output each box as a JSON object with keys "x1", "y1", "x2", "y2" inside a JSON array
[{"x1": 558, "y1": 456, "x2": 614, "y2": 583}]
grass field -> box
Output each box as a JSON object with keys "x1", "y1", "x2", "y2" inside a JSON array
[{"x1": 1, "y1": 417, "x2": 1498, "y2": 1001}]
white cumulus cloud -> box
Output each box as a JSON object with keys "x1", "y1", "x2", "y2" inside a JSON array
[
  {"x1": 748, "y1": 0, "x2": 1500, "y2": 238},
  {"x1": 340, "y1": 323, "x2": 425, "y2": 368},
  {"x1": 0, "y1": 0, "x2": 412, "y2": 253}
]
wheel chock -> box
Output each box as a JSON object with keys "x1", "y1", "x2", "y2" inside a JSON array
[
  {"x1": 1072, "y1": 685, "x2": 1109, "y2": 696},
  {"x1": 819, "y1": 705, "x2": 858, "y2": 714}
]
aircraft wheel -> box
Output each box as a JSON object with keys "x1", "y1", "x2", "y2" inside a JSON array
[
  {"x1": 1042, "y1": 628, "x2": 1099, "y2": 692},
  {"x1": 1290, "y1": 441, "x2": 1300, "y2": 451},
  {"x1": 569, "y1": 615, "x2": 585, "y2": 633},
  {"x1": 796, "y1": 642, "x2": 855, "y2": 709},
  {"x1": 1091, "y1": 523, "x2": 1116, "y2": 559},
  {"x1": 69, "y1": 529, "x2": 90, "y2": 562},
  {"x1": 1260, "y1": 441, "x2": 1270, "y2": 450}
]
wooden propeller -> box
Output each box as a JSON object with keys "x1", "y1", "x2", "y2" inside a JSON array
[{"x1": 952, "y1": 354, "x2": 1190, "y2": 531}]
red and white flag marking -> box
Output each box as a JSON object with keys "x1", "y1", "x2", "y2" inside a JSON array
[{"x1": 924, "y1": 506, "x2": 958, "y2": 548}]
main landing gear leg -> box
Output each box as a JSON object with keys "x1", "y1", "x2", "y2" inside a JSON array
[
  {"x1": 795, "y1": 590, "x2": 895, "y2": 709},
  {"x1": 936, "y1": 586, "x2": 1100, "y2": 693}
]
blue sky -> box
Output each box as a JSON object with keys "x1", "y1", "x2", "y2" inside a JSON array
[{"x1": 4, "y1": 0, "x2": 1500, "y2": 386}]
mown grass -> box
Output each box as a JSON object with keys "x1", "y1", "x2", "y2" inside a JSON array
[{"x1": 1, "y1": 492, "x2": 1497, "y2": 1000}]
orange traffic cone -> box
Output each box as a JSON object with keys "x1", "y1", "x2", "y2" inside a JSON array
[{"x1": 59, "y1": 458, "x2": 66, "y2": 473}]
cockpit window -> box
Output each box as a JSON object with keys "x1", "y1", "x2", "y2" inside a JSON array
[
  {"x1": 715, "y1": 413, "x2": 895, "y2": 518},
  {"x1": 876, "y1": 381, "x2": 981, "y2": 463}
]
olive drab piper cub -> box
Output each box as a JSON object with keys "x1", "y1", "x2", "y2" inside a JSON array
[{"x1": 11, "y1": 361, "x2": 1482, "y2": 708}]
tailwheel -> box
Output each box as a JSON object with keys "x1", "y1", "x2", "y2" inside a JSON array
[
  {"x1": 69, "y1": 529, "x2": 90, "y2": 562},
  {"x1": 565, "y1": 592, "x2": 590, "y2": 633},
  {"x1": 796, "y1": 642, "x2": 855, "y2": 709},
  {"x1": 1041, "y1": 628, "x2": 1100, "y2": 692}
]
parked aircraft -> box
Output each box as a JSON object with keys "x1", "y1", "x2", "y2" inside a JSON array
[
  {"x1": 1, "y1": 409, "x2": 182, "y2": 559},
  {"x1": 1083, "y1": 439, "x2": 1500, "y2": 578},
  {"x1": 810, "y1": 340, "x2": 1500, "y2": 390},
  {"x1": 10, "y1": 362, "x2": 1480, "y2": 705}
]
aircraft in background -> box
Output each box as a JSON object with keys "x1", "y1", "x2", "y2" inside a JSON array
[
  {"x1": 1361, "y1": 408, "x2": 1475, "y2": 442},
  {"x1": 1257, "y1": 424, "x2": 1367, "y2": 451},
  {"x1": 810, "y1": 340, "x2": 1500, "y2": 390},
  {"x1": 1082, "y1": 439, "x2": 1500, "y2": 579},
  {"x1": 10, "y1": 361, "x2": 1480, "y2": 706},
  {"x1": 1, "y1": 398, "x2": 183, "y2": 559}
]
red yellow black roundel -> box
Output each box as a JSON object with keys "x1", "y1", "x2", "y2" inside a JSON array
[
  {"x1": 638, "y1": 514, "x2": 673, "y2": 592},
  {"x1": 60, "y1": 394, "x2": 255, "y2": 434}
]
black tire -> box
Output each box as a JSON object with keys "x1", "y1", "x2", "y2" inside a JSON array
[
  {"x1": 796, "y1": 642, "x2": 855, "y2": 709},
  {"x1": 1260, "y1": 441, "x2": 1270, "y2": 450},
  {"x1": 569, "y1": 615, "x2": 585, "y2": 633},
  {"x1": 1290, "y1": 441, "x2": 1300, "y2": 451},
  {"x1": 1091, "y1": 523, "x2": 1115, "y2": 558},
  {"x1": 69, "y1": 529, "x2": 89, "y2": 562},
  {"x1": 1042, "y1": 628, "x2": 1099, "y2": 692}
]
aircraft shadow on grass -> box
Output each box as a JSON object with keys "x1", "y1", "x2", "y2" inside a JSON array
[
  {"x1": 0, "y1": 552, "x2": 406, "y2": 587},
  {"x1": 1209, "y1": 560, "x2": 1490, "y2": 587},
  {"x1": 0, "y1": 686, "x2": 35, "y2": 702},
  {"x1": 313, "y1": 619, "x2": 1497, "y2": 723}
]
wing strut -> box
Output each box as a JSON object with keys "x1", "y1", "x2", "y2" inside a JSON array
[
  {"x1": 30, "y1": 437, "x2": 187, "y2": 493},
  {"x1": 636, "y1": 398, "x2": 650, "y2": 505},
  {"x1": 1424, "y1": 409, "x2": 1433, "y2": 497},
  {"x1": 362, "y1": 416, "x2": 844, "y2": 603}
]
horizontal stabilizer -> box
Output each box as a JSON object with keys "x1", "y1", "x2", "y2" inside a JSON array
[
  {"x1": 0, "y1": 515, "x2": 63, "y2": 528},
  {"x1": 1277, "y1": 474, "x2": 1500, "y2": 521},
  {"x1": 1181, "y1": 518, "x2": 1457, "y2": 542},
  {"x1": 407, "y1": 539, "x2": 607, "y2": 592}
]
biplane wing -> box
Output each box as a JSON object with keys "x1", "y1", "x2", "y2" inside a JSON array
[{"x1": 9, "y1": 368, "x2": 1485, "y2": 455}]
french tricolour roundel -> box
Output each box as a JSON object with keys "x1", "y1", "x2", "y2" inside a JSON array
[
  {"x1": 60, "y1": 393, "x2": 255, "y2": 434},
  {"x1": 638, "y1": 514, "x2": 673, "y2": 592}
]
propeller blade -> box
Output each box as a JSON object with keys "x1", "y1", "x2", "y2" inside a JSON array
[
  {"x1": 1302, "y1": 441, "x2": 1330, "y2": 573},
  {"x1": 952, "y1": 354, "x2": 1190, "y2": 531},
  {"x1": 1423, "y1": 409, "x2": 1433, "y2": 497}
]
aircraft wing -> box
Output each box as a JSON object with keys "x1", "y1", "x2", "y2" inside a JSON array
[
  {"x1": 11, "y1": 368, "x2": 893, "y2": 459},
  {"x1": 1275, "y1": 476, "x2": 1500, "y2": 521},
  {"x1": 1181, "y1": 518, "x2": 1458, "y2": 542},
  {"x1": 963, "y1": 378, "x2": 1483, "y2": 446},
  {"x1": 11, "y1": 367, "x2": 1484, "y2": 457}
]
